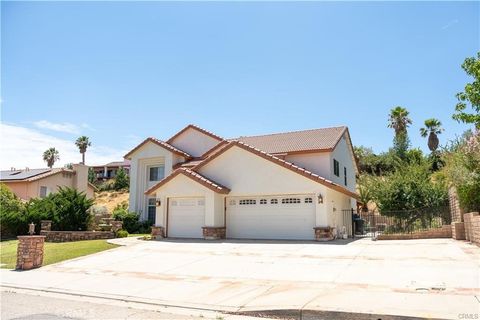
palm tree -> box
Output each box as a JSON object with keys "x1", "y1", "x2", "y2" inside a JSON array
[
  {"x1": 420, "y1": 118, "x2": 444, "y2": 152},
  {"x1": 387, "y1": 106, "x2": 412, "y2": 136},
  {"x1": 43, "y1": 148, "x2": 60, "y2": 168},
  {"x1": 75, "y1": 136, "x2": 91, "y2": 164}
]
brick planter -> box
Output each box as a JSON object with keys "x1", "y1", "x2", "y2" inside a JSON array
[
  {"x1": 314, "y1": 227, "x2": 334, "y2": 241},
  {"x1": 40, "y1": 231, "x2": 114, "y2": 242},
  {"x1": 16, "y1": 235, "x2": 45, "y2": 270},
  {"x1": 151, "y1": 226, "x2": 165, "y2": 240},
  {"x1": 464, "y1": 212, "x2": 480, "y2": 246},
  {"x1": 202, "y1": 227, "x2": 226, "y2": 240}
]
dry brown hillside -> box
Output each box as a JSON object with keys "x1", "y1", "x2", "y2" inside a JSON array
[{"x1": 94, "y1": 191, "x2": 129, "y2": 213}]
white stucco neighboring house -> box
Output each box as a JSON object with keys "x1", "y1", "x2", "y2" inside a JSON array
[{"x1": 125, "y1": 124, "x2": 359, "y2": 241}]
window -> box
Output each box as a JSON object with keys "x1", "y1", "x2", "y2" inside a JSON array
[
  {"x1": 39, "y1": 186, "x2": 48, "y2": 198},
  {"x1": 147, "y1": 198, "x2": 156, "y2": 223},
  {"x1": 344, "y1": 167, "x2": 347, "y2": 186},
  {"x1": 239, "y1": 199, "x2": 256, "y2": 205},
  {"x1": 304, "y1": 197, "x2": 313, "y2": 203},
  {"x1": 259, "y1": 199, "x2": 267, "y2": 205},
  {"x1": 270, "y1": 199, "x2": 278, "y2": 204},
  {"x1": 149, "y1": 166, "x2": 164, "y2": 182},
  {"x1": 282, "y1": 198, "x2": 301, "y2": 204},
  {"x1": 333, "y1": 159, "x2": 340, "y2": 177}
]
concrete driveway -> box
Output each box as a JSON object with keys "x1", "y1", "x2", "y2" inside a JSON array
[{"x1": 1, "y1": 238, "x2": 479, "y2": 319}]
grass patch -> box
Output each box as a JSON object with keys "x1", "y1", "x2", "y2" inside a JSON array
[{"x1": 0, "y1": 239, "x2": 119, "y2": 269}]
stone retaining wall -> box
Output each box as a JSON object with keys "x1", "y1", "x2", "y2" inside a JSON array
[
  {"x1": 464, "y1": 212, "x2": 480, "y2": 246},
  {"x1": 40, "y1": 230, "x2": 115, "y2": 242},
  {"x1": 151, "y1": 226, "x2": 165, "y2": 239},
  {"x1": 377, "y1": 225, "x2": 452, "y2": 240},
  {"x1": 314, "y1": 227, "x2": 335, "y2": 241}
]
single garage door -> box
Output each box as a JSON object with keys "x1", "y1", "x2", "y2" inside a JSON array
[
  {"x1": 226, "y1": 195, "x2": 315, "y2": 240},
  {"x1": 168, "y1": 197, "x2": 205, "y2": 238}
]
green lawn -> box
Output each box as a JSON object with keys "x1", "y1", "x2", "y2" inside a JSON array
[{"x1": 0, "y1": 239, "x2": 120, "y2": 269}]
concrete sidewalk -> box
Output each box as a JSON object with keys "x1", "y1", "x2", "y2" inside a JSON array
[{"x1": 1, "y1": 238, "x2": 479, "y2": 319}]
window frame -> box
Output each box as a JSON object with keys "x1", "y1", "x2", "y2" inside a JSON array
[
  {"x1": 333, "y1": 159, "x2": 340, "y2": 177},
  {"x1": 148, "y1": 165, "x2": 165, "y2": 182}
]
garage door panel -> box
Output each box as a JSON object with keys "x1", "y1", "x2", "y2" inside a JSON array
[
  {"x1": 168, "y1": 197, "x2": 204, "y2": 238},
  {"x1": 226, "y1": 195, "x2": 315, "y2": 240}
]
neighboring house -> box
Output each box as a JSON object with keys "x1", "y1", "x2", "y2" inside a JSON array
[
  {"x1": 91, "y1": 160, "x2": 130, "y2": 182},
  {"x1": 125, "y1": 124, "x2": 359, "y2": 240},
  {"x1": 0, "y1": 164, "x2": 95, "y2": 200}
]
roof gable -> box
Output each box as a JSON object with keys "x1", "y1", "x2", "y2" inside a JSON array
[
  {"x1": 124, "y1": 137, "x2": 192, "y2": 160},
  {"x1": 145, "y1": 167, "x2": 230, "y2": 195},
  {"x1": 167, "y1": 124, "x2": 224, "y2": 144},
  {"x1": 194, "y1": 141, "x2": 358, "y2": 199}
]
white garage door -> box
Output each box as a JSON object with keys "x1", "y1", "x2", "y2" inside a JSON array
[
  {"x1": 168, "y1": 197, "x2": 205, "y2": 238},
  {"x1": 226, "y1": 195, "x2": 315, "y2": 240}
]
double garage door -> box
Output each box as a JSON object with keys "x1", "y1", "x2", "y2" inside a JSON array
[
  {"x1": 167, "y1": 194, "x2": 315, "y2": 240},
  {"x1": 226, "y1": 195, "x2": 316, "y2": 240}
]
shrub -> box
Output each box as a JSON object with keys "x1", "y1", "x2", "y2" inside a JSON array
[
  {"x1": 112, "y1": 208, "x2": 141, "y2": 233},
  {"x1": 116, "y1": 229, "x2": 129, "y2": 238},
  {"x1": 0, "y1": 184, "x2": 26, "y2": 238}
]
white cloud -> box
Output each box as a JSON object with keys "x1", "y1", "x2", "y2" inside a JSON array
[
  {"x1": 33, "y1": 120, "x2": 83, "y2": 134},
  {"x1": 0, "y1": 123, "x2": 126, "y2": 169},
  {"x1": 441, "y1": 19, "x2": 458, "y2": 30}
]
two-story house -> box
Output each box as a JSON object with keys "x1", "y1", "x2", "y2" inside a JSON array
[{"x1": 125, "y1": 124, "x2": 359, "y2": 241}]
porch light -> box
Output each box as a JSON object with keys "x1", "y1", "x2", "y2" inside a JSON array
[
  {"x1": 317, "y1": 194, "x2": 323, "y2": 204},
  {"x1": 29, "y1": 222, "x2": 35, "y2": 235},
  {"x1": 155, "y1": 199, "x2": 162, "y2": 207}
]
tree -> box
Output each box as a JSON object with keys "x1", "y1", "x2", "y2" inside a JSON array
[
  {"x1": 114, "y1": 167, "x2": 129, "y2": 190},
  {"x1": 388, "y1": 106, "x2": 412, "y2": 136},
  {"x1": 43, "y1": 148, "x2": 60, "y2": 168},
  {"x1": 88, "y1": 167, "x2": 96, "y2": 184},
  {"x1": 75, "y1": 136, "x2": 91, "y2": 164},
  {"x1": 420, "y1": 118, "x2": 444, "y2": 152},
  {"x1": 453, "y1": 52, "x2": 480, "y2": 129}
]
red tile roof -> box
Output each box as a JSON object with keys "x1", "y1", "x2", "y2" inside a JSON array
[
  {"x1": 145, "y1": 167, "x2": 230, "y2": 195},
  {"x1": 193, "y1": 140, "x2": 359, "y2": 199},
  {"x1": 233, "y1": 126, "x2": 347, "y2": 154},
  {"x1": 124, "y1": 137, "x2": 192, "y2": 159},
  {"x1": 167, "y1": 124, "x2": 224, "y2": 144}
]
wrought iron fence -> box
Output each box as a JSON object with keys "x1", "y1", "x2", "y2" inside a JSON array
[{"x1": 343, "y1": 205, "x2": 451, "y2": 237}]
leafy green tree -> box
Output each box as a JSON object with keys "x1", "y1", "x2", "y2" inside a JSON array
[
  {"x1": 43, "y1": 148, "x2": 60, "y2": 168},
  {"x1": 75, "y1": 136, "x2": 91, "y2": 164},
  {"x1": 88, "y1": 167, "x2": 96, "y2": 184},
  {"x1": 392, "y1": 132, "x2": 410, "y2": 160},
  {"x1": 114, "y1": 167, "x2": 129, "y2": 190},
  {"x1": 453, "y1": 52, "x2": 480, "y2": 129},
  {"x1": 420, "y1": 118, "x2": 444, "y2": 152}
]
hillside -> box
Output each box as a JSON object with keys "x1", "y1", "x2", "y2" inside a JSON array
[{"x1": 94, "y1": 190, "x2": 129, "y2": 213}]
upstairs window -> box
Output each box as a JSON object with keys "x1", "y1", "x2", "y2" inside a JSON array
[
  {"x1": 344, "y1": 167, "x2": 347, "y2": 186},
  {"x1": 333, "y1": 159, "x2": 340, "y2": 177},
  {"x1": 149, "y1": 166, "x2": 164, "y2": 182}
]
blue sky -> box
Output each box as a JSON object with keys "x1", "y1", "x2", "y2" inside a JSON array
[{"x1": 1, "y1": 1, "x2": 479, "y2": 168}]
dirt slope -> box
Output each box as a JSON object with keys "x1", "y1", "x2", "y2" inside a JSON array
[{"x1": 94, "y1": 191, "x2": 129, "y2": 213}]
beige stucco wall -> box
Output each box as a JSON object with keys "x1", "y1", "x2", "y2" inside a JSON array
[
  {"x1": 197, "y1": 145, "x2": 334, "y2": 227},
  {"x1": 330, "y1": 133, "x2": 357, "y2": 193},
  {"x1": 128, "y1": 141, "x2": 185, "y2": 219},
  {"x1": 3, "y1": 169, "x2": 94, "y2": 201},
  {"x1": 169, "y1": 128, "x2": 221, "y2": 157},
  {"x1": 285, "y1": 152, "x2": 331, "y2": 180}
]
